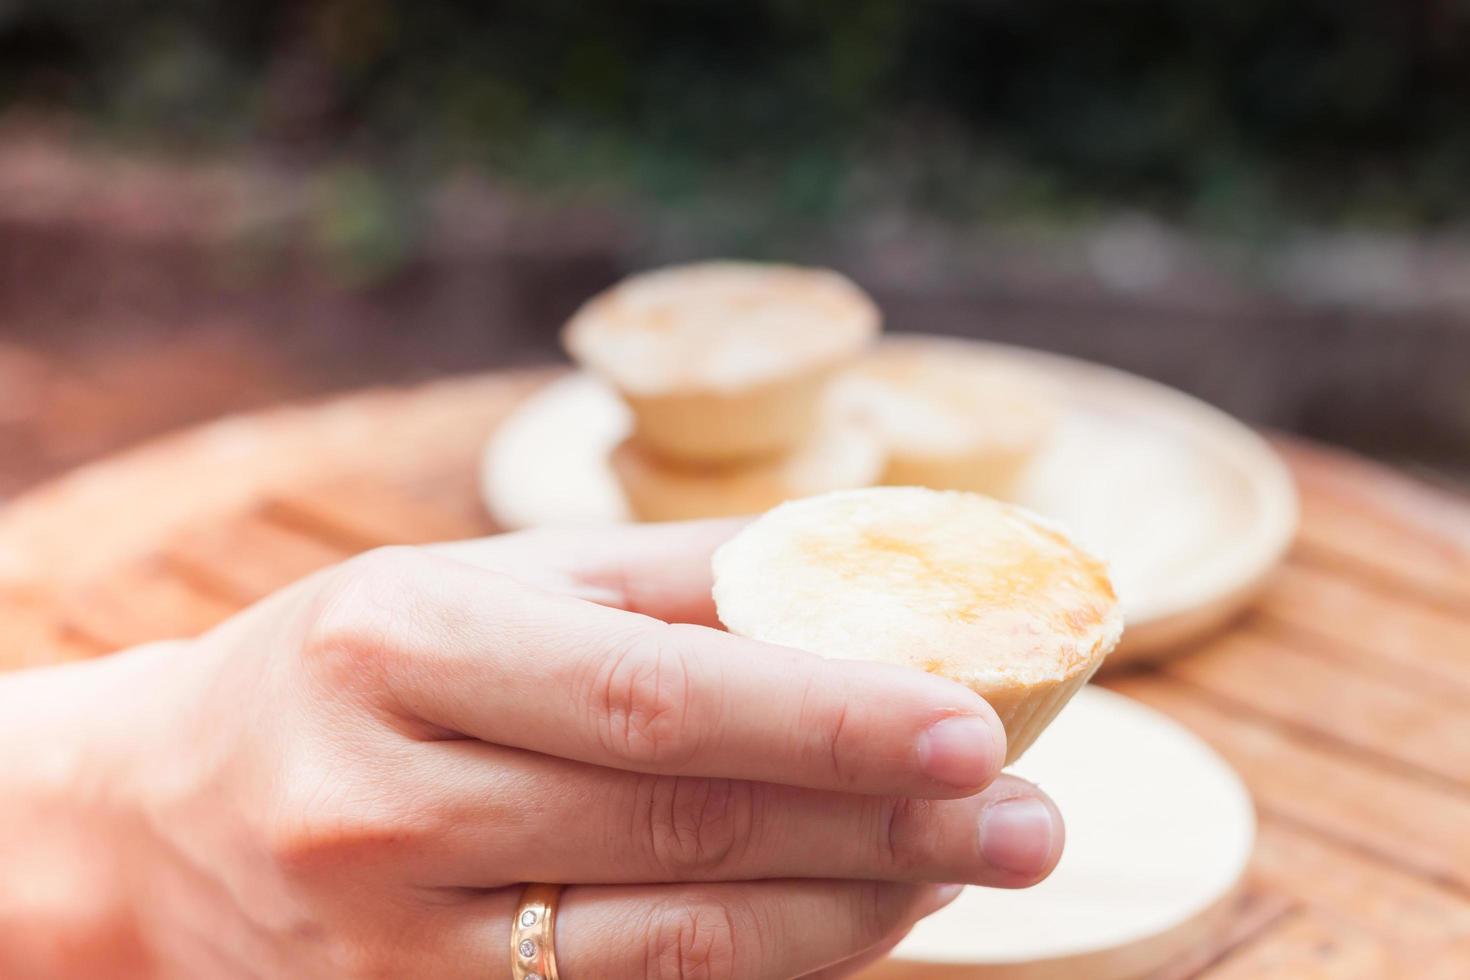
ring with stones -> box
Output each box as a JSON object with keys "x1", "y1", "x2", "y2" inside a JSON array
[{"x1": 511, "y1": 883, "x2": 563, "y2": 980}]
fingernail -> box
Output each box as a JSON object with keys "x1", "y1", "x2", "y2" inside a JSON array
[
  {"x1": 916, "y1": 883, "x2": 965, "y2": 917},
  {"x1": 979, "y1": 796, "x2": 1057, "y2": 877},
  {"x1": 932, "y1": 883, "x2": 965, "y2": 907},
  {"x1": 917, "y1": 715, "x2": 1002, "y2": 789}
]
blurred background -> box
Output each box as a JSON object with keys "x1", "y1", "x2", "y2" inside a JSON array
[{"x1": 1, "y1": 0, "x2": 1467, "y2": 499}]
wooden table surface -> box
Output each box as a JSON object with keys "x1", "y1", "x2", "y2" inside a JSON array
[{"x1": 2, "y1": 371, "x2": 1469, "y2": 978}]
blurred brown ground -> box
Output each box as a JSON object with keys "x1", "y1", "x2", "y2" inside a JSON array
[{"x1": 2, "y1": 128, "x2": 1468, "y2": 502}]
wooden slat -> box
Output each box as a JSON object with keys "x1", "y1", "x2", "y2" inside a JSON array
[
  {"x1": 389, "y1": 457, "x2": 503, "y2": 537},
  {"x1": 0, "y1": 373, "x2": 536, "y2": 592},
  {"x1": 1257, "y1": 562, "x2": 1470, "y2": 699},
  {"x1": 1106, "y1": 675, "x2": 1470, "y2": 891},
  {"x1": 1276, "y1": 440, "x2": 1470, "y2": 611},
  {"x1": 1293, "y1": 515, "x2": 1470, "y2": 614},
  {"x1": 0, "y1": 342, "x2": 58, "y2": 498},
  {"x1": 1251, "y1": 820, "x2": 1470, "y2": 953},
  {"x1": 57, "y1": 559, "x2": 241, "y2": 650},
  {"x1": 1278, "y1": 439, "x2": 1470, "y2": 556},
  {"x1": 0, "y1": 593, "x2": 105, "y2": 670},
  {"x1": 1162, "y1": 625, "x2": 1470, "y2": 785},
  {"x1": 162, "y1": 512, "x2": 351, "y2": 604},
  {"x1": 264, "y1": 475, "x2": 490, "y2": 551},
  {"x1": 1197, "y1": 909, "x2": 1389, "y2": 979},
  {"x1": 1149, "y1": 890, "x2": 1296, "y2": 980}
]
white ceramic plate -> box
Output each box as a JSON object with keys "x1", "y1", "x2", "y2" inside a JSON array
[
  {"x1": 859, "y1": 685, "x2": 1255, "y2": 980},
  {"x1": 479, "y1": 336, "x2": 1299, "y2": 663}
]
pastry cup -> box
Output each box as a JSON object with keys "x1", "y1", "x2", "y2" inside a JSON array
[
  {"x1": 711, "y1": 487, "x2": 1123, "y2": 765},
  {"x1": 611, "y1": 420, "x2": 885, "y2": 522},
  {"x1": 564, "y1": 261, "x2": 880, "y2": 464},
  {"x1": 832, "y1": 344, "x2": 1057, "y2": 498},
  {"x1": 619, "y1": 363, "x2": 839, "y2": 465}
]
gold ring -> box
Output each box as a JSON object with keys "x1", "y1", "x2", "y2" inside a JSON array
[{"x1": 511, "y1": 883, "x2": 563, "y2": 980}]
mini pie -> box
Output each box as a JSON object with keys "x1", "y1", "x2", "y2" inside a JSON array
[
  {"x1": 711, "y1": 487, "x2": 1122, "y2": 765},
  {"x1": 563, "y1": 261, "x2": 880, "y2": 463},
  {"x1": 611, "y1": 420, "x2": 885, "y2": 522},
  {"x1": 832, "y1": 344, "x2": 1057, "y2": 498}
]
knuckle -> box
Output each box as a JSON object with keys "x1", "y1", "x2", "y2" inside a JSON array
[
  {"x1": 266, "y1": 808, "x2": 361, "y2": 881},
  {"x1": 301, "y1": 546, "x2": 434, "y2": 687},
  {"x1": 265, "y1": 759, "x2": 435, "y2": 879},
  {"x1": 878, "y1": 796, "x2": 933, "y2": 873},
  {"x1": 590, "y1": 629, "x2": 702, "y2": 769},
  {"x1": 266, "y1": 804, "x2": 411, "y2": 881},
  {"x1": 798, "y1": 673, "x2": 858, "y2": 788},
  {"x1": 642, "y1": 776, "x2": 758, "y2": 878},
  {"x1": 324, "y1": 545, "x2": 424, "y2": 604},
  {"x1": 645, "y1": 896, "x2": 747, "y2": 980},
  {"x1": 822, "y1": 697, "x2": 854, "y2": 786},
  {"x1": 852, "y1": 881, "x2": 903, "y2": 944},
  {"x1": 305, "y1": 548, "x2": 415, "y2": 649}
]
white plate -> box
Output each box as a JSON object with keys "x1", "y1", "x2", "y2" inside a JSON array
[
  {"x1": 860, "y1": 685, "x2": 1255, "y2": 980},
  {"x1": 479, "y1": 336, "x2": 1298, "y2": 663}
]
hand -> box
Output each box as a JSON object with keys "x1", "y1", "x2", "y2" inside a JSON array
[{"x1": 0, "y1": 521, "x2": 1063, "y2": 979}]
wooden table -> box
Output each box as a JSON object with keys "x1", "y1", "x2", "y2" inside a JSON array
[{"x1": 3, "y1": 372, "x2": 1469, "y2": 978}]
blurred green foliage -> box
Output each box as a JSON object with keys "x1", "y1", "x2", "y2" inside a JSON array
[{"x1": 2, "y1": 0, "x2": 1468, "y2": 234}]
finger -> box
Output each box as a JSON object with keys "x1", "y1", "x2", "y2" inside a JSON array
[
  {"x1": 320, "y1": 547, "x2": 1006, "y2": 797},
  {"x1": 414, "y1": 743, "x2": 1062, "y2": 889},
  {"x1": 456, "y1": 879, "x2": 941, "y2": 980},
  {"x1": 429, "y1": 518, "x2": 746, "y2": 626},
  {"x1": 799, "y1": 884, "x2": 962, "y2": 979},
  {"x1": 801, "y1": 934, "x2": 906, "y2": 980}
]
